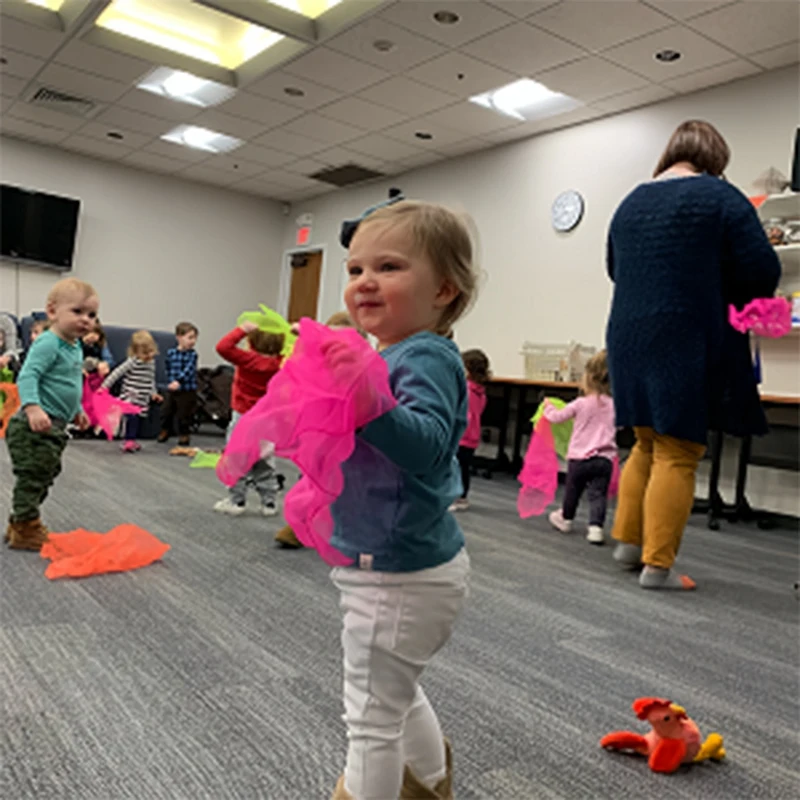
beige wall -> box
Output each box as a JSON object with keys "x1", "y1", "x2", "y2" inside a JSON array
[
  {"x1": 0, "y1": 136, "x2": 286, "y2": 364},
  {"x1": 281, "y1": 65, "x2": 800, "y2": 396}
]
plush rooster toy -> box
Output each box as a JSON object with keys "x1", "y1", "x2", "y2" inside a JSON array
[{"x1": 600, "y1": 697, "x2": 726, "y2": 773}]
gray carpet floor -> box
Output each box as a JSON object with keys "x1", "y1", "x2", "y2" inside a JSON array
[{"x1": 1, "y1": 434, "x2": 798, "y2": 799}]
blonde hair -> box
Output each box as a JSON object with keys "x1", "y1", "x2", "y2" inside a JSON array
[
  {"x1": 326, "y1": 310, "x2": 367, "y2": 338},
  {"x1": 357, "y1": 201, "x2": 478, "y2": 335},
  {"x1": 128, "y1": 330, "x2": 158, "y2": 359},
  {"x1": 654, "y1": 120, "x2": 730, "y2": 178},
  {"x1": 584, "y1": 350, "x2": 611, "y2": 396},
  {"x1": 47, "y1": 278, "x2": 97, "y2": 306}
]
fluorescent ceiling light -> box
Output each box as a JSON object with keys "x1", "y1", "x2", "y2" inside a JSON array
[
  {"x1": 470, "y1": 79, "x2": 582, "y2": 123},
  {"x1": 162, "y1": 125, "x2": 243, "y2": 153},
  {"x1": 263, "y1": 0, "x2": 342, "y2": 19},
  {"x1": 25, "y1": 0, "x2": 64, "y2": 10},
  {"x1": 96, "y1": 0, "x2": 284, "y2": 69},
  {"x1": 138, "y1": 67, "x2": 236, "y2": 107}
]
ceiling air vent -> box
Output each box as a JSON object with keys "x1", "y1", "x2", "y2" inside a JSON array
[
  {"x1": 26, "y1": 86, "x2": 96, "y2": 118},
  {"x1": 310, "y1": 163, "x2": 385, "y2": 188}
]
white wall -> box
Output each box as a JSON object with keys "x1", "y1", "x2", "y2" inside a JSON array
[
  {"x1": 0, "y1": 137, "x2": 286, "y2": 364},
  {"x1": 282, "y1": 65, "x2": 800, "y2": 396}
]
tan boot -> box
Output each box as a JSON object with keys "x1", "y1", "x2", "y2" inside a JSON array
[
  {"x1": 7, "y1": 518, "x2": 50, "y2": 551},
  {"x1": 331, "y1": 775, "x2": 354, "y2": 799},
  {"x1": 275, "y1": 524, "x2": 303, "y2": 549},
  {"x1": 401, "y1": 739, "x2": 453, "y2": 800}
]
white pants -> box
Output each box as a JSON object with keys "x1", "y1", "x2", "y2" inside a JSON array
[{"x1": 331, "y1": 548, "x2": 470, "y2": 800}]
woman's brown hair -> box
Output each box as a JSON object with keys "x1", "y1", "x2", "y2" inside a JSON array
[
  {"x1": 462, "y1": 348, "x2": 491, "y2": 384},
  {"x1": 654, "y1": 120, "x2": 730, "y2": 178},
  {"x1": 584, "y1": 350, "x2": 611, "y2": 396}
]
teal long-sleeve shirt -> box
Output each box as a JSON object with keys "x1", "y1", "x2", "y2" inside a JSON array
[
  {"x1": 330, "y1": 332, "x2": 468, "y2": 572},
  {"x1": 17, "y1": 330, "x2": 83, "y2": 421}
]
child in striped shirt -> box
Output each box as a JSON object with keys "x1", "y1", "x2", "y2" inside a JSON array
[{"x1": 101, "y1": 330, "x2": 162, "y2": 452}]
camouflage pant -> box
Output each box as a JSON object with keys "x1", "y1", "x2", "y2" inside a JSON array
[{"x1": 6, "y1": 414, "x2": 68, "y2": 522}]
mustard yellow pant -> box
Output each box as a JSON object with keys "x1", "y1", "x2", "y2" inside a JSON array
[{"x1": 612, "y1": 427, "x2": 706, "y2": 569}]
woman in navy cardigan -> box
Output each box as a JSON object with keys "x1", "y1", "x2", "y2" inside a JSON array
[{"x1": 606, "y1": 120, "x2": 781, "y2": 590}]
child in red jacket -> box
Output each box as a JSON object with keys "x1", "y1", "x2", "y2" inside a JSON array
[
  {"x1": 214, "y1": 321, "x2": 283, "y2": 516},
  {"x1": 450, "y1": 348, "x2": 490, "y2": 512}
]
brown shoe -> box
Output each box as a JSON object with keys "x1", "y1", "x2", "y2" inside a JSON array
[
  {"x1": 178, "y1": 435, "x2": 191, "y2": 446},
  {"x1": 400, "y1": 739, "x2": 453, "y2": 800},
  {"x1": 275, "y1": 524, "x2": 303, "y2": 549},
  {"x1": 157, "y1": 430, "x2": 170, "y2": 443},
  {"x1": 7, "y1": 518, "x2": 50, "y2": 551}
]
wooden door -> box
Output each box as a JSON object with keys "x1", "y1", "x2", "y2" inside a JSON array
[{"x1": 287, "y1": 250, "x2": 322, "y2": 321}]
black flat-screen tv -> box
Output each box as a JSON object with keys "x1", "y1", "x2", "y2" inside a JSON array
[{"x1": 1, "y1": 184, "x2": 81, "y2": 270}]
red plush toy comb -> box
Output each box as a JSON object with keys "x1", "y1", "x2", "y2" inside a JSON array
[{"x1": 633, "y1": 697, "x2": 672, "y2": 720}]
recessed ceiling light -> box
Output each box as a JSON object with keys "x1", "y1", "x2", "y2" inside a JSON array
[
  {"x1": 284, "y1": 86, "x2": 306, "y2": 97},
  {"x1": 162, "y1": 125, "x2": 243, "y2": 154},
  {"x1": 470, "y1": 78, "x2": 582, "y2": 122},
  {"x1": 138, "y1": 67, "x2": 236, "y2": 107},
  {"x1": 25, "y1": 0, "x2": 65, "y2": 10},
  {"x1": 655, "y1": 49, "x2": 681, "y2": 62},
  {"x1": 415, "y1": 131, "x2": 433, "y2": 140},
  {"x1": 373, "y1": 39, "x2": 397, "y2": 53},
  {"x1": 433, "y1": 10, "x2": 460, "y2": 25},
  {"x1": 106, "y1": 131, "x2": 124, "y2": 140}
]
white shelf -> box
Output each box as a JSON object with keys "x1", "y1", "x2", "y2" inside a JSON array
[
  {"x1": 758, "y1": 191, "x2": 800, "y2": 221},
  {"x1": 775, "y1": 243, "x2": 800, "y2": 271}
]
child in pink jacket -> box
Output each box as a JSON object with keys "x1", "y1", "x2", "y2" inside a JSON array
[{"x1": 450, "y1": 349, "x2": 490, "y2": 512}]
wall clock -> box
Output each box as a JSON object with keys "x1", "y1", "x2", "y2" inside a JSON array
[{"x1": 552, "y1": 190, "x2": 585, "y2": 232}]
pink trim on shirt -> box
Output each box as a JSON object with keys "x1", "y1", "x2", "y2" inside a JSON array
[
  {"x1": 460, "y1": 380, "x2": 487, "y2": 449},
  {"x1": 544, "y1": 394, "x2": 617, "y2": 461}
]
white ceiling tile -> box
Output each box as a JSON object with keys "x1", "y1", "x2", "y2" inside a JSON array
[
  {"x1": 603, "y1": 24, "x2": 736, "y2": 80},
  {"x1": 216, "y1": 92, "x2": 303, "y2": 127},
  {"x1": 0, "y1": 74, "x2": 28, "y2": 99},
  {"x1": 0, "y1": 117, "x2": 69, "y2": 144},
  {"x1": 36, "y1": 63, "x2": 129, "y2": 103},
  {"x1": 749, "y1": 42, "x2": 800, "y2": 70},
  {"x1": 395, "y1": 150, "x2": 446, "y2": 170},
  {"x1": 54, "y1": 41, "x2": 151, "y2": 84},
  {"x1": 282, "y1": 48, "x2": 391, "y2": 93},
  {"x1": 407, "y1": 51, "x2": 517, "y2": 97},
  {"x1": 382, "y1": 0, "x2": 516, "y2": 47},
  {"x1": 253, "y1": 127, "x2": 329, "y2": 155},
  {"x1": 0, "y1": 96, "x2": 12, "y2": 114},
  {"x1": 95, "y1": 105, "x2": 172, "y2": 136},
  {"x1": 258, "y1": 169, "x2": 330, "y2": 191},
  {"x1": 192, "y1": 108, "x2": 265, "y2": 140},
  {"x1": 347, "y1": 132, "x2": 426, "y2": 160},
  {"x1": 243, "y1": 72, "x2": 340, "y2": 109},
  {"x1": 325, "y1": 17, "x2": 447, "y2": 73},
  {"x1": 73, "y1": 120, "x2": 154, "y2": 150},
  {"x1": 284, "y1": 156, "x2": 329, "y2": 175},
  {"x1": 644, "y1": 1, "x2": 747, "y2": 22},
  {"x1": 357, "y1": 76, "x2": 459, "y2": 115},
  {"x1": 317, "y1": 96, "x2": 406, "y2": 131},
  {"x1": 462, "y1": 21, "x2": 585, "y2": 74},
  {"x1": 281, "y1": 113, "x2": 365, "y2": 145},
  {"x1": 479, "y1": 122, "x2": 536, "y2": 144},
  {"x1": 121, "y1": 150, "x2": 184, "y2": 173},
  {"x1": 61, "y1": 135, "x2": 134, "y2": 160},
  {"x1": 688, "y1": 1, "x2": 800, "y2": 55},
  {"x1": 233, "y1": 177, "x2": 286, "y2": 198},
  {"x1": 201, "y1": 154, "x2": 268, "y2": 177},
  {"x1": 487, "y1": 1, "x2": 561, "y2": 18},
  {"x1": 141, "y1": 139, "x2": 211, "y2": 164},
  {"x1": 591, "y1": 83, "x2": 676, "y2": 113},
  {"x1": 117, "y1": 88, "x2": 202, "y2": 122},
  {"x1": 314, "y1": 145, "x2": 387, "y2": 170},
  {"x1": 536, "y1": 56, "x2": 650, "y2": 102},
  {"x1": 441, "y1": 137, "x2": 493, "y2": 157},
  {"x1": 662, "y1": 58, "x2": 761, "y2": 93},
  {"x1": 382, "y1": 117, "x2": 467, "y2": 149},
  {"x1": 0, "y1": 48, "x2": 44, "y2": 80},
  {"x1": 0, "y1": 15, "x2": 64, "y2": 59},
  {"x1": 531, "y1": 1, "x2": 674, "y2": 52},
  {"x1": 5, "y1": 101, "x2": 86, "y2": 132},
  {"x1": 422, "y1": 100, "x2": 522, "y2": 135},
  {"x1": 521, "y1": 104, "x2": 605, "y2": 135},
  {"x1": 175, "y1": 164, "x2": 242, "y2": 186},
  {"x1": 234, "y1": 142, "x2": 297, "y2": 167}
]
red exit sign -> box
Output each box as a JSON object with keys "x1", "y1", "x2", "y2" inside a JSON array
[{"x1": 296, "y1": 226, "x2": 311, "y2": 246}]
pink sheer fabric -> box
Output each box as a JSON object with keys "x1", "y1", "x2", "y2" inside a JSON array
[
  {"x1": 217, "y1": 319, "x2": 396, "y2": 564},
  {"x1": 518, "y1": 419, "x2": 621, "y2": 518},
  {"x1": 729, "y1": 298, "x2": 792, "y2": 338},
  {"x1": 518, "y1": 417, "x2": 558, "y2": 518},
  {"x1": 84, "y1": 385, "x2": 142, "y2": 440}
]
